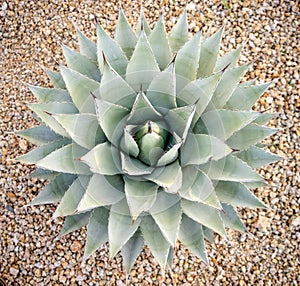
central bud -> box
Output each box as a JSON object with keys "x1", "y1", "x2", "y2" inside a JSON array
[{"x1": 136, "y1": 121, "x2": 167, "y2": 166}]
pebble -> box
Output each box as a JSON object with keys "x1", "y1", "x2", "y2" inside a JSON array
[
  {"x1": 1, "y1": 0, "x2": 299, "y2": 285},
  {"x1": 9, "y1": 267, "x2": 19, "y2": 276}
]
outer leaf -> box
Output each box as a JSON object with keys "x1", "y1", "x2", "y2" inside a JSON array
[
  {"x1": 100, "y1": 60, "x2": 136, "y2": 108},
  {"x1": 179, "y1": 166, "x2": 221, "y2": 209},
  {"x1": 177, "y1": 73, "x2": 222, "y2": 125},
  {"x1": 81, "y1": 142, "x2": 121, "y2": 175},
  {"x1": 53, "y1": 176, "x2": 90, "y2": 217},
  {"x1": 59, "y1": 65, "x2": 99, "y2": 113},
  {"x1": 59, "y1": 212, "x2": 91, "y2": 237},
  {"x1": 226, "y1": 124, "x2": 276, "y2": 151},
  {"x1": 29, "y1": 168, "x2": 57, "y2": 180},
  {"x1": 54, "y1": 113, "x2": 106, "y2": 149},
  {"x1": 199, "y1": 154, "x2": 263, "y2": 182},
  {"x1": 202, "y1": 226, "x2": 214, "y2": 243},
  {"x1": 30, "y1": 173, "x2": 76, "y2": 205},
  {"x1": 140, "y1": 215, "x2": 171, "y2": 269},
  {"x1": 146, "y1": 64, "x2": 176, "y2": 112},
  {"x1": 198, "y1": 28, "x2": 223, "y2": 78},
  {"x1": 148, "y1": 16, "x2": 173, "y2": 70},
  {"x1": 17, "y1": 139, "x2": 70, "y2": 164},
  {"x1": 108, "y1": 199, "x2": 141, "y2": 258},
  {"x1": 145, "y1": 160, "x2": 182, "y2": 194},
  {"x1": 167, "y1": 247, "x2": 174, "y2": 268},
  {"x1": 44, "y1": 68, "x2": 66, "y2": 89},
  {"x1": 178, "y1": 214, "x2": 208, "y2": 263},
  {"x1": 214, "y1": 181, "x2": 267, "y2": 208},
  {"x1": 37, "y1": 143, "x2": 91, "y2": 175},
  {"x1": 181, "y1": 134, "x2": 231, "y2": 166},
  {"x1": 84, "y1": 207, "x2": 109, "y2": 259},
  {"x1": 77, "y1": 174, "x2": 124, "y2": 212},
  {"x1": 136, "y1": 10, "x2": 151, "y2": 36},
  {"x1": 220, "y1": 203, "x2": 246, "y2": 232},
  {"x1": 244, "y1": 181, "x2": 267, "y2": 188},
  {"x1": 126, "y1": 30, "x2": 160, "y2": 91},
  {"x1": 239, "y1": 79, "x2": 256, "y2": 87},
  {"x1": 124, "y1": 177, "x2": 158, "y2": 220},
  {"x1": 209, "y1": 64, "x2": 250, "y2": 109},
  {"x1": 95, "y1": 98, "x2": 129, "y2": 145},
  {"x1": 234, "y1": 146, "x2": 282, "y2": 168},
  {"x1": 149, "y1": 192, "x2": 181, "y2": 246},
  {"x1": 62, "y1": 44, "x2": 100, "y2": 81},
  {"x1": 225, "y1": 83, "x2": 272, "y2": 111},
  {"x1": 175, "y1": 31, "x2": 201, "y2": 93},
  {"x1": 16, "y1": 125, "x2": 62, "y2": 146},
  {"x1": 181, "y1": 199, "x2": 226, "y2": 237},
  {"x1": 215, "y1": 46, "x2": 242, "y2": 72},
  {"x1": 200, "y1": 110, "x2": 259, "y2": 141},
  {"x1": 168, "y1": 10, "x2": 188, "y2": 53},
  {"x1": 27, "y1": 102, "x2": 78, "y2": 137},
  {"x1": 121, "y1": 229, "x2": 144, "y2": 273},
  {"x1": 28, "y1": 85, "x2": 71, "y2": 103},
  {"x1": 96, "y1": 23, "x2": 128, "y2": 75},
  {"x1": 76, "y1": 28, "x2": 97, "y2": 62},
  {"x1": 253, "y1": 113, "x2": 276, "y2": 125},
  {"x1": 115, "y1": 8, "x2": 137, "y2": 58}
]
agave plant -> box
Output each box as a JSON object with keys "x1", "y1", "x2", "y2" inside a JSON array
[{"x1": 17, "y1": 9, "x2": 281, "y2": 271}]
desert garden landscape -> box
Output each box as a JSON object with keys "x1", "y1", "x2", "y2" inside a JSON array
[{"x1": 0, "y1": 0, "x2": 299, "y2": 285}]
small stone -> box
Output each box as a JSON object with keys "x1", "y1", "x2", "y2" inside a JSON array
[
  {"x1": 186, "y1": 3, "x2": 196, "y2": 10},
  {"x1": 59, "y1": 275, "x2": 67, "y2": 283},
  {"x1": 7, "y1": 192, "x2": 16, "y2": 198},
  {"x1": 70, "y1": 240, "x2": 82, "y2": 252},
  {"x1": 255, "y1": 216, "x2": 271, "y2": 232},
  {"x1": 10, "y1": 267, "x2": 19, "y2": 276},
  {"x1": 116, "y1": 280, "x2": 125, "y2": 286},
  {"x1": 291, "y1": 217, "x2": 300, "y2": 227}
]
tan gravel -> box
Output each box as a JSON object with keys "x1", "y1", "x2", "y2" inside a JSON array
[{"x1": 0, "y1": 0, "x2": 299, "y2": 285}]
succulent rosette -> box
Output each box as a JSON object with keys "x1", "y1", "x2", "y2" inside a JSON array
[{"x1": 17, "y1": 9, "x2": 281, "y2": 271}]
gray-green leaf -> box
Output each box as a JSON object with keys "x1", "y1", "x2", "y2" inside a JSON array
[
  {"x1": 108, "y1": 199, "x2": 141, "y2": 258},
  {"x1": 121, "y1": 229, "x2": 144, "y2": 273},
  {"x1": 81, "y1": 142, "x2": 121, "y2": 175},
  {"x1": 140, "y1": 215, "x2": 171, "y2": 269},
  {"x1": 181, "y1": 199, "x2": 226, "y2": 237},
  {"x1": 149, "y1": 192, "x2": 181, "y2": 246},
  {"x1": 59, "y1": 65, "x2": 99, "y2": 113},
  {"x1": 148, "y1": 16, "x2": 173, "y2": 70},
  {"x1": 59, "y1": 212, "x2": 91, "y2": 237},
  {"x1": 37, "y1": 143, "x2": 91, "y2": 175},
  {"x1": 198, "y1": 28, "x2": 223, "y2": 78},
  {"x1": 168, "y1": 10, "x2": 188, "y2": 53},
  {"x1": 53, "y1": 175, "x2": 90, "y2": 217},
  {"x1": 77, "y1": 174, "x2": 124, "y2": 212},
  {"x1": 84, "y1": 207, "x2": 109, "y2": 259},
  {"x1": 199, "y1": 154, "x2": 263, "y2": 182},
  {"x1": 54, "y1": 113, "x2": 106, "y2": 149},
  {"x1": 214, "y1": 181, "x2": 267, "y2": 208},
  {"x1": 30, "y1": 173, "x2": 76, "y2": 205},
  {"x1": 124, "y1": 177, "x2": 158, "y2": 220},
  {"x1": 178, "y1": 214, "x2": 208, "y2": 263},
  {"x1": 16, "y1": 125, "x2": 62, "y2": 146},
  {"x1": 126, "y1": 30, "x2": 160, "y2": 91}
]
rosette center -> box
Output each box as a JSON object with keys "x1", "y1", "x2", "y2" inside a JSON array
[{"x1": 135, "y1": 121, "x2": 170, "y2": 166}]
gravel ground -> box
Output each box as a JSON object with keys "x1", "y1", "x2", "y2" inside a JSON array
[{"x1": 0, "y1": 0, "x2": 299, "y2": 285}]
